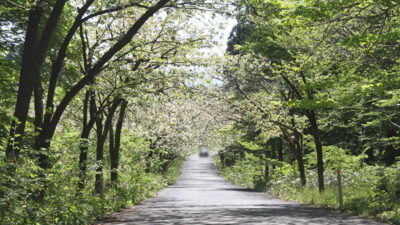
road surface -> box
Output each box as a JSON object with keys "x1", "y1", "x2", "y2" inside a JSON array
[{"x1": 97, "y1": 155, "x2": 386, "y2": 225}]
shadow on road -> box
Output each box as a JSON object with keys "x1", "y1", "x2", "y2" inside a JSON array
[
  {"x1": 96, "y1": 155, "x2": 386, "y2": 225},
  {"x1": 100, "y1": 203, "x2": 381, "y2": 225}
]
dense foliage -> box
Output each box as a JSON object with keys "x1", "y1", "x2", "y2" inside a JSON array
[
  {"x1": 0, "y1": 0, "x2": 230, "y2": 224},
  {"x1": 1, "y1": 0, "x2": 399, "y2": 224},
  {"x1": 215, "y1": 0, "x2": 400, "y2": 224}
]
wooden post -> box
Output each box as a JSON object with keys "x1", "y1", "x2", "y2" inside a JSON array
[{"x1": 336, "y1": 170, "x2": 343, "y2": 208}]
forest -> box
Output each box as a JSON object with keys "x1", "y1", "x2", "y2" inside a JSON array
[{"x1": 0, "y1": 0, "x2": 399, "y2": 224}]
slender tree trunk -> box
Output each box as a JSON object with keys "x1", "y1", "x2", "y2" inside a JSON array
[
  {"x1": 34, "y1": 79, "x2": 44, "y2": 145},
  {"x1": 281, "y1": 128, "x2": 306, "y2": 186},
  {"x1": 78, "y1": 127, "x2": 91, "y2": 190},
  {"x1": 78, "y1": 91, "x2": 90, "y2": 190},
  {"x1": 108, "y1": 121, "x2": 115, "y2": 182},
  {"x1": 271, "y1": 142, "x2": 276, "y2": 170},
  {"x1": 95, "y1": 116, "x2": 106, "y2": 195},
  {"x1": 294, "y1": 133, "x2": 306, "y2": 186},
  {"x1": 264, "y1": 163, "x2": 269, "y2": 188},
  {"x1": 307, "y1": 110, "x2": 324, "y2": 192},
  {"x1": 94, "y1": 99, "x2": 122, "y2": 195},
  {"x1": 289, "y1": 114, "x2": 306, "y2": 186},
  {"x1": 110, "y1": 100, "x2": 127, "y2": 184},
  {"x1": 264, "y1": 149, "x2": 269, "y2": 188},
  {"x1": 277, "y1": 138, "x2": 283, "y2": 162},
  {"x1": 78, "y1": 90, "x2": 97, "y2": 189}
]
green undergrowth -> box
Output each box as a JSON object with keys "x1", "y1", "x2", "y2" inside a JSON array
[
  {"x1": 214, "y1": 155, "x2": 400, "y2": 225},
  {"x1": 164, "y1": 158, "x2": 184, "y2": 185},
  {"x1": 0, "y1": 131, "x2": 185, "y2": 225},
  {"x1": 0, "y1": 157, "x2": 184, "y2": 225}
]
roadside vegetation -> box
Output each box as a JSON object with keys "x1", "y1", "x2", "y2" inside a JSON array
[
  {"x1": 215, "y1": 153, "x2": 400, "y2": 224},
  {"x1": 0, "y1": 0, "x2": 229, "y2": 224},
  {"x1": 214, "y1": 0, "x2": 400, "y2": 224},
  {"x1": 1, "y1": 0, "x2": 400, "y2": 224}
]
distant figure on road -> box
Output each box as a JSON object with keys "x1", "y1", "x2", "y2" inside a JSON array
[{"x1": 199, "y1": 145, "x2": 209, "y2": 157}]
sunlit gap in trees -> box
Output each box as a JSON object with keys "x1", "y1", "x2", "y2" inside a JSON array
[{"x1": 175, "y1": 11, "x2": 237, "y2": 87}]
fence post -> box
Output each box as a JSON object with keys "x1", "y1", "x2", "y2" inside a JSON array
[{"x1": 336, "y1": 169, "x2": 343, "y2": 208}]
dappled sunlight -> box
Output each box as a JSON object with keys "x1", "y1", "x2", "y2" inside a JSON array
[
  {"x1": 1, "y1": 0, "x2": 399, "y2": 224},
  {"x1": 97, "y1": 156, "x2": 385, "y2": 225}
]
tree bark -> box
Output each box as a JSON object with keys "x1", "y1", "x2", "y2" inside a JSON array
[
  {"x1": 5, "y1": 2, "x2": 44, "y2": 162},
  {"x1": 30, "y1": 0, "x2": 69, "y2": 164},
  {"x1": 108, "y1": 122, "x2": 115, "y2": 181},
  {"x1": 277, "y1": 138, "x2": 283, "y2": 162},
  {"x1": 290, "y1": 114, "x2": 306, "y2": 186},
  {"x1": 78, "y1": 90, "x2": 97, "y2": 189},
  {"x1": 94, "y1": 99, "x2": 122, "y2": 195},
  {"x1": 110, "y1": 100, "x2": 128, "y2": 184},
  {"x1": 7, "y1": 0, "x2": 67, "y2": 164},
  {"x1": 279, "y1": 84, "x2": 309, "y2": 187},
  {"x1": 281, "y1": 127, "x2": 306, "y2": 186},
  {"x1": 264, "y1": 163, "x2": 269, "y2": 188},
  {"x1": 307, "y1": 110, "x2": 324, "y2": 192},
  {"x1": 94, "y1": 114, "x2": 106, "y2": 195},
  {"x1": 264, "y1": 149, "x2": 270, "y2": 188},
  {"x1": 294, "y1": 133, "x2": 306, "y2": 186}
]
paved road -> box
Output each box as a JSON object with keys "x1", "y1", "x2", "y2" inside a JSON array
[{"x1": 98, "y1": 155, "x2": 386, "y2": 225}]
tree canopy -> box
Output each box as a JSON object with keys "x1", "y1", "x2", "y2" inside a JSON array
[{"x1": 0, "y1": 0, "x2": 399, "y2": 224}]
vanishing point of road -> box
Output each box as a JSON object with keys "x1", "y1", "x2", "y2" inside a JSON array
[{"x1": 97, "y1": 155, "x2": 387, "y2": 225}]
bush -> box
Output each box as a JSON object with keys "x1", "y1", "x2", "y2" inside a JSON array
[
  {"x1": 215, "y1": 152, "x2": 400, "y2": 225},
  {"x1": 0, "y1": 131, "x2": 184, "y2": 225}
]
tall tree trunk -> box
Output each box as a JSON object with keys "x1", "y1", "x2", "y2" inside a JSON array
[
  {"x1": 294, "y1": 133, "x2": 306, "y2": 186},
  {"x1": 110, "y1": 100, "x2": 128, "y2": 184},
  {"x1": 8, "y1": 0, "x2": 68, "y2": 162},
  {"x1": 264, "y1": 163, "x2": 269, "y2": 188},
  {"x1": 264, "y1": 149, "x2": 270, "y2": 188},
  {"x1": 94, "y1": 99, "x2": 122, "y2": 195},
  {"x1": 94, "y1": 115, "x2": 106, "y2": 195},
  {"x1": 290, "y1": 114, "x2": 306, "y2": 187},
  {"x1": 281, "y1": 128, "x2": 306, "y2": 187},
  {"x1": 25, "y1": 0, "x2": 71, "y2": 197},
  {"x1": 307, "y1": 110, "x2": 324, "y2": 192},
  {"x1": 34, "y1": 74, "x2": 46, "y2": 172},
  {"x1": 108, "y1": 121, "x2": 115, "y2": 182},
  {"x1": 78, "y1": 90, "x2": 97, "y2": 190},
  {"x1": 5, "y1": 3, "x2": 44, "y2": 162},
  {"x1": 277, "y1": 138, "x2": 283, "y2": 162},
  {"x1": 78, "y1": 127, "x2": 91, "y2": 190},
  {"x1": 271, "y1": 142, "x2": 276, "y2": 170},
  {"x1": 39, "y1": 3, "x2": 95, "y2": 178}
]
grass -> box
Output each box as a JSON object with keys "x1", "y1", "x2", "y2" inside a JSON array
[
  {"x1": 214, "y1": 156, "x2": 400, "y2": 225},
  {"x1": 270, "y1": 185, "x2": 400, "y2": 224}
]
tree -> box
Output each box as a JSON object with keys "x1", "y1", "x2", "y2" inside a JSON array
[{"x1": 221, "y1": 0, "x2": 400, "y2": 192}]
